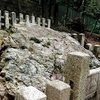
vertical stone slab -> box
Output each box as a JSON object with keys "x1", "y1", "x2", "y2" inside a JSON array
[
  {"x1": 31, "y1": 15, "x2": 36, "y2": 25},
  {"x1": 97, "y1": 70, "x2": 100, "y2": 100},
  {"x1": 72, "y1": 33, "x2": 78, "y2": 40},
  {"x1": 11, "y1": 12, "x2": 16, "y2": 26},
  {"x1": 15, "y1": 86, "x2": 46, "y2": 100},
  {"x1": 0, "y1": 10, "x2": 1, "y2": 29},
  {"x1": 25, "y1": 15, "x2": 30, "y2": 25},
  {"x1": 79, "y1": 33, "x2": 85, "y2": 46},
  {"x1": 19, "y1": 13, "x2": 23, "y2": 24},
  {"x1": 65, "y1": 52, "x2": 90, "y2": 100},
  {"x1": 46, "y1": 80, "x2": 70, "y2": 100},
  {"x1": 37, "y1": 17, "x2": 41, "y2": 26},
  {"x1": 85, "y1": 43, "x2": 92, "y2": 51},
  {"x1": 47, "y1": 19, "x2": 51, "y2": 28},
  {"x1": 42, "y1": 18, "x2": 45, "y2": 27},
  {"x1": 4, "y1": 11, "x2": 9, "y2": 29}
]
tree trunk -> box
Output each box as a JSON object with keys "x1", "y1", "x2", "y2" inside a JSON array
[
  {"x1": 54, "y1": 2, "x2": 59, "y2": 26},
  {"x1": 17, "y1": 0, "x2": 21, "y2": 13}
]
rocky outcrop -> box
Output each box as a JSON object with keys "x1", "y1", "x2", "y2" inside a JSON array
[{"x1": 0, "y1": 24, "x2": 100, "y2": 98}]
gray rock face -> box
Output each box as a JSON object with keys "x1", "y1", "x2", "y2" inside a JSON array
[{"x1": 0, "y1": 25, "x2": 99, "y2": 96}]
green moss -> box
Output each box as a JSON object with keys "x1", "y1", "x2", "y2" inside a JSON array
[{"x1": 30, "y1": 37, "x2": 41, "y2": 43}]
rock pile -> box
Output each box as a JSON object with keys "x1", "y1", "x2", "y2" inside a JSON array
[{"x1": 0, "y1": 24, "x2": 100, "y2": 99}]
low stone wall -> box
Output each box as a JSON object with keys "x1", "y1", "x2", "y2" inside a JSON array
[{"x1": 86, "y1": 68, "x2": 100, "y2": 100}]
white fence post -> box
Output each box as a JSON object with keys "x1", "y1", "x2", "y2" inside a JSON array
[
  {"x1": 4, "y1": 11, "x2": 9, "y2": 29},
  {"x1": 46, "y1": 80, "x2": 70, "y2": 100},
  {"x1": 25, "y1": 15, "x2": 30, "y2": 25},
  {"x1": 19, "y1": 13, "x2": 24, "y2": 24},
  {"x1": 11, "y1": 12, "x2": 16, "y2": 26},
  {"x1": 42, "y1": 18, "x2": 45, "y2": 27},
  {"x1": 37, "y1": 17, "x2": 41, "y2": 26},
  {"x1": 31, "y1": 15, "x2": 35, "y2": 25},
  {"x1": 79, "y1": 33, "x2": 85, "y2": 46},
  {"x1": 72, "y1": 33, "x2": 78, "y2": 40},
  {"x1": 85, "y1": 43, "x2": 92, "y2": 51},
  {"x1": 47, "y1": 19, "x2": 51, "y2": 28},
  {"x1": 65, "y1": 52, "x2": 90, "y2": 100},
  {"x1": 93, "y1": 45, "x2": 100, "y2": 58}
]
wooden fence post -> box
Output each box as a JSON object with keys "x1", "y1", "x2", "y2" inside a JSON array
[
  {"x1": 11, "y1": 12, "x2": 16, "y2": 26},
  {"x1": 0, "y1": 10, "x2": 1, "y2": 29},
  {"x1": 4, "y1": 11, "x2": 9, "y2": 29}
]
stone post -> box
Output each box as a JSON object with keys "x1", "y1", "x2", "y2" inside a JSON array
[
  {"x1": 72, "y1": 33, "x2": 78, "y2": 40},
  {"x1": 4, "y1": 11, "x2": 9, "y2": 28},
  {"x1": 79, "y1": 33, "x2": 85, "y2": 46},
  {"x1": 85, "y1": 43, "x2": 92, "y2": 51},
  {"x1": 37, "y1": 17, "x2": 41, "y2": 26},
  {"x1": 46, "y1": 80, "x2": 70, "y2": 100},
  {"x1": 25, "y1": 15, "x2": 30, "y2": 25},
  {"x1": 15, "y1": 86, "x2": 46, "y2": 100},
  {"x1": 0, "y1": 10, "x2": 1, "y2": 29},
  {"x1": 93, "y1": 45, "x2": 100, "y2": 58},
  {"x1": 65, "y1": 52, "x2": 90, "y2": 100},
  {"x1": 47, "y1": 19, "x2": 51, "y2": 28},
  {"x1": 11, "y1": 12, "x2": 16, "y2": 26},
  {"x1": 19, "y1": 13, "x2": 23, "y2": 24},
  {"x1": 31, "y1": 15, "x2": 35, "y2": 25},
  {"x1": 42, "y1": 18, "x2": 45, "y2": 27}
]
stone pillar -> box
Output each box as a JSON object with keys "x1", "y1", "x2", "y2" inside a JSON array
[
  {"x1": 65, "y1": 52, "x2": 90, "y2": 100},
  {"x1": 15, "y1": 86, "x2": 46, "y2": 100},
  {"x1": 97, "y1": 69, "x2": 100, "y2": 100},
  {"x1": 42, "y1": 18, "x2": 45, "y2": 27},
  {"x1": 72, "y1": 33, "x2": 78, "y2": 40},
  {"x1": 47, "y1": 19, "x2": 51, "y2": 28},
  {"x1": 25, "y1": 15, "x2": 30, "y2": 25},
  {"x1": 37, "y1": 17, "x2": 41, "y2": 26},
  {"x1": 0, "y1": 10, "x2": 1, "y2": 29},
  {"x1": 46, "y1": 80, "x2": 70, "y2": 100},
  {"x1": 4, "y1": 11, "x2": 9, "y2": 28},
  {"x1": 79, "y1": 33, "x2": 85, "y2": 46},
  {"x1": 31, "y1": 15, "x2": 35, "y2": 25},
  {"x1": 19, "y1": 13, "x2": 23, "y2": 24},
  {"x1": 11, "y1": 12, "x2": 16, "y2": 26},
  {"x1": 93, "y1": 45, "x2": 100, "y2": 58},
  {"x1": 85, "y1": 43, "x2": 92, "y2": 51}
]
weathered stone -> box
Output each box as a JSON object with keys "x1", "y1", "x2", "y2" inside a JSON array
[
  {"x1": 78, "y1": 33, "x2": 85, "y2": 46},
  {"x1": 4, "y1": 11, "x2": 9, "y2": 28},
  {"x1": 37, "y1": 17, "x2": 41, "y2": 26},
  {"x1": 42, "y1": 18, "x2": 45, "y2": 27},
  {"x1": 85, "y1": 43, "x2": 92, "y2": 51},
  {"x1": 72, "y1": 33, "x2": 78, "y2": 40},
  {"x1": 11, "y1": 12, "x2": 16, "y2": 26},
  {"x1": 46, "y1": 80, "x2": 70, "y2": 100},
  {"x1": 47, "y1": 19, "x2": 51, "y2": 28},
  {"x1": 19, "y1": 13, "x2": 24, "y2": 24},
  {"x1": 15, "y1": 86, "x2": 46, "y2": 100},
  {"x1": 65, "y1": 52, "x2": 90, "y2": 100},
  {"x1": 25, "y1": 15, "x2": 30, "y2": 25}
]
